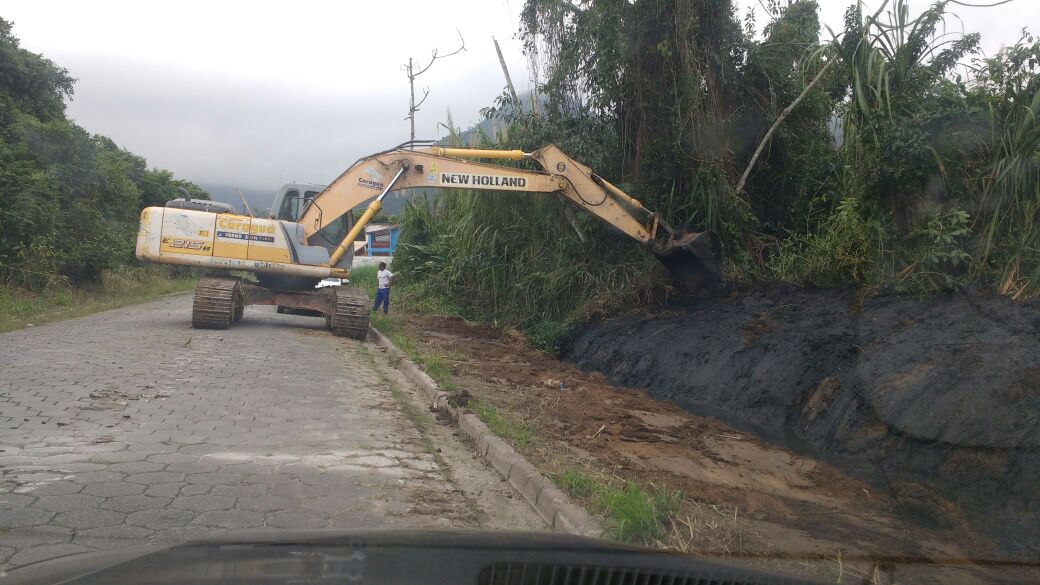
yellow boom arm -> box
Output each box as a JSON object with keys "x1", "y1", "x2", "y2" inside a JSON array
[{"x1": 299, "y1": 144, "x2": 720, "y2": 287}]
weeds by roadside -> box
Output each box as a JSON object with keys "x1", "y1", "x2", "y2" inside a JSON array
[
  {"x1": 471, "y1": 399, "x2": 535, "y2": 450},
  {"x1": 367, "y1": 303, "x2": 459, "y2": 391},
  {"x1": 0, "y1": 265, "x2": 197, "y2": 333},
  {"x1": 441, "y1": 354, "x2": 684, "y2": 542},
  {"x1": 557, "y1": 467, "x2": 682, "y2": 542},
  {"x1": 366, "y1": 298, "x2": 690, "y2": 544},
  {"x1": 521, "y1": 320, "x2": 573, "y2": 356},
  {"x1": 348, "y1": 265, "x2": 379, "y2": 297}
]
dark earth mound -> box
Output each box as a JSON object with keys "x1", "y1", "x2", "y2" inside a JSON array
[{"x1": 564, "y1": 287, "x2": 1040, "y2": 556}]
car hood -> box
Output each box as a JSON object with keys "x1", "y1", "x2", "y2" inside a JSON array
[{"x1": 4, "y1": 529, "x2": 820, "y2": 585}]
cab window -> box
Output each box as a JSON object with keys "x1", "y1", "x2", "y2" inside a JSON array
[
  {"x1": 319, "y1": 214, "x2": 349, "y2": 245},
  {"x1": 278, "y1": 189, "x2": 302, "y2": 221}
]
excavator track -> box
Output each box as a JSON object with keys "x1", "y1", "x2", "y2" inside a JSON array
[
  {"x1": 192, "y1": 277, "x2": 243, "y2": 330},
  {"x1": 328, "y1": 286, "x2": 369, "y2": 340}
]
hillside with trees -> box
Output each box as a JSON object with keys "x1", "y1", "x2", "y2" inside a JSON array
[
  {"x1": 0, "y1": 17, "x2": 207, "y2": 292},
  {"x1": 394, "y1": 0, "x2": 1040, "y2": 335}
]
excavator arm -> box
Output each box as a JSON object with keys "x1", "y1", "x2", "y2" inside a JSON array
[
  {"x1": 299, "y1": 144, "x2": 721, "y2": 289},
  {"x1": 134, "y1": 142, "x2": 721, "y2": 337}
]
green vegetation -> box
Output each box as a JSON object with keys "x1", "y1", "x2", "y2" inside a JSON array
[
  {"x1": 559, "y1": 468, "x2": 682, "y2": 542},
  {"x1": 468, "y1": 376, "x2": 680, "y2": 542},
  {"x1": 394, "y1": 191, "x2": 655, "y2": 330},
  {"x1": 521, "y1": 320, "x2": 573, "y2": 356},
  {"x1": 363, "y1": 308, "x2": 459, "y2": 393},
  {"x1": 349, "y1": 265, "x2": 379, "y2": 296},
  {"x1": 600, "y1": 482, "x2": 683, "y2": 542},
  {"x1": 0, "y1": 18, "x2": 206, "y2": 296},
  {"x1": 0, "y1": 265, "x2": 197, "y2": 332},
  {"x1": 471, "y1": 399, "x2": 535, "y2": 450},
  {"x1": 558, "y1": 469, "x2": 595, "y2": 498},
  {"x1": 359, "y1": 261, "x2": 681, "y2": 544},
  {"x1": 355, "y1": 264, "x2": 464, "y2": 390},
  {"x1": 394, "y1": 0, "x2": 1040, "y2": 331}
]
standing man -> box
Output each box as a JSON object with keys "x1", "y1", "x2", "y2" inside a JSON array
[{"x1": 372, "y1": 262, "x2": 396, "y2": 315}]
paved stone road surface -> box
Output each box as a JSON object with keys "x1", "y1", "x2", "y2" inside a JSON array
[{"x1": 0, "y1": 295, "x2": 535, "y2": 570}]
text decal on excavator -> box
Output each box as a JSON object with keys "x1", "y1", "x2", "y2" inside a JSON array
[
  {"x1": 439, "y1": 173, "x2": 527, "y2": 188},
  {"x1": 216, "y1": 231, "x2": 276, "y2": 243}
]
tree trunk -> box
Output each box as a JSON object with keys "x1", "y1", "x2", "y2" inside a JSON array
[
  {"x1": 735, "y1": 59, "x2": 835, "y2": 195},
  {"x1": 408, "y1": 58, "x2": 416, "y2": 142}
]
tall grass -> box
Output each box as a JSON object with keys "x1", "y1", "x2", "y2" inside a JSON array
[
  {"x1": 392, "y1": 1, "x2": 1040, "y2": 323},
  {"x1": 969, "y1": 87, "x2": 1040, "y2": 299},
  {"x1": 763, "y1": 3, "x2": 1040, "y2": 296},
  {"x1": 394, "y1": 189, "x2": 665, "y2": 330},
  {"x1": 0, "y1": 265, "x2": 198, "y2": 332},
  {"x1": 559, "y1": 468, "x2": 683, "y2": 542},
  {"x1": 348, "y1": 265, "x2": 379, "y2": 297}
]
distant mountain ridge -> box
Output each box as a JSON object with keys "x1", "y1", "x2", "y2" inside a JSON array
[
  {"x1": 201, "y1": 97, "x2": 536, "y2": 218},
  {"x1": 203, "y1": 183, "x2": 413, "y2": 218}
]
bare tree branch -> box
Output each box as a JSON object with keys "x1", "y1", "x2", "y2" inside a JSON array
[
  {"x1": 735, "y1": 0, "x2": 891, "y2": 194},
  {"x1": 415, "y1": 30, "x2": 466, "y2": 75},
  {"x1": 735, "y1": 59, "x2": 835, "y2": 195},
  {"x1": 414, "y1": 88, "x2": 431, "y2": 110},
  {"x1": 404, "y1": 30, "x2": 467, "y2": 141}
]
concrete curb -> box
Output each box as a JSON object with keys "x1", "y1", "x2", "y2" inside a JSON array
[{"x1": 368, "y1": 325, "x2": 603, "y2": 537}]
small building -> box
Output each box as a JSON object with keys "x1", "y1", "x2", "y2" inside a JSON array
[{"x1": 364, "y1": 224, "x2": 400, "y2": 256}]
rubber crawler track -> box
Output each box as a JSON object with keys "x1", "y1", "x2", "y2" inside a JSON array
[
  {"x1": 329, "y1": 286, "x2": 370, "y2": 340},
  {"x1": 192, "y1": 277, "x2": 243, "y2": 330}
]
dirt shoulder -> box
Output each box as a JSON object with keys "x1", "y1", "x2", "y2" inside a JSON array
[
  {"x1": 567, "y1": 288, "x2": 1040, "y2": 559},
  {"x1": 380, "y1": 312, "x2": 1038, "y2": 585}
]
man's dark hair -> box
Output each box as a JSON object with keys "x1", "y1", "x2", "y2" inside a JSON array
[{"x1": 379, "y1": 262, "x2": 387, "y2": 269}]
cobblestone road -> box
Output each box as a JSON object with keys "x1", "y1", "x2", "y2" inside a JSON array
[{"x1": 0, "y1": 294, "x2": 535, "y2": 570}]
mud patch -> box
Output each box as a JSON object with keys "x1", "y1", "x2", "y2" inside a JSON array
[{"x1": 564, "y1": 287, "x2": 1040, "y2": 557}]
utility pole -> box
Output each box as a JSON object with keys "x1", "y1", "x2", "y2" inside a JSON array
[{"x1": 404, "y1": 31, "x2": 466, "y2": 142}]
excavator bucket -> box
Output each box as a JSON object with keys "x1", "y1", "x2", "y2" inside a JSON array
[{"x1": 652, "y1": 231, "x2": 723, "y2": 292}]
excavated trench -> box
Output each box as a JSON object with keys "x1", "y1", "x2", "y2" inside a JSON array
[{"x1": 563, "y1": 286, "x2": 1040, "y2": 556}]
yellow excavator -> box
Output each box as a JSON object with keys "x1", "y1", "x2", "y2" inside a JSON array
[{"x1": 136, "y1": 142, "x2": 721, "y2": 339}]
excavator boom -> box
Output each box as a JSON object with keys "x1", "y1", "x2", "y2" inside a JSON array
[
  {"x1": 135, "y1": 143, "x2": 721, "y2": 338},
  {"x1": 298, "y1": 144, "x2": 721, "y2": 289}
]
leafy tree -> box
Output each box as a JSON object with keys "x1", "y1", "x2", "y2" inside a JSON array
[
  {"x1": 399, "y1": 0, "x2": 1040, "y2": 322},
  {"x1": 0, "y1": 18, "x2": 73, "y2": 125},
  {"x1": 0, "y1": 17, "x2": 208, "y2": 287}
]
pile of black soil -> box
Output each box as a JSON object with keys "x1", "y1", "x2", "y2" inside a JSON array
[{"x1": 563, "y1": 286, "x2": 1040, "y2": 556}]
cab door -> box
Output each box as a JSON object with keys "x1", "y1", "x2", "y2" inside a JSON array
[{"x1": 277, "y1": 188, "x2": 305, "y2": 222}]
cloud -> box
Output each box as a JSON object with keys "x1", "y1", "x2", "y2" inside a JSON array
[
  {"x1": 57, "y1": 53, "x2": 510, "y2": 191},
  {"x1": 4, "y1": 0, "x2": 531, "y2": 191},
  {"x1": 8, "y1": 0, "x2": 1034, "y2": 197}
]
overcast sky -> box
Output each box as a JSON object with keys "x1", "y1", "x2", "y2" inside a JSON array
[{"x1": 3, "y1": 0, "x2": 1035, "y2": 199}]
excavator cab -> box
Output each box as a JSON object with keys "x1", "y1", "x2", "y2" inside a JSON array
[
  {"x1": 269, "y1": 182, "x2": 354, "y2": 265},
  {"x1": 270, "y1": 183, "x2": 323, "y2": 222},
  {"x1": 252, "y1": 183, "x2": 356, "y2": 291}
]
